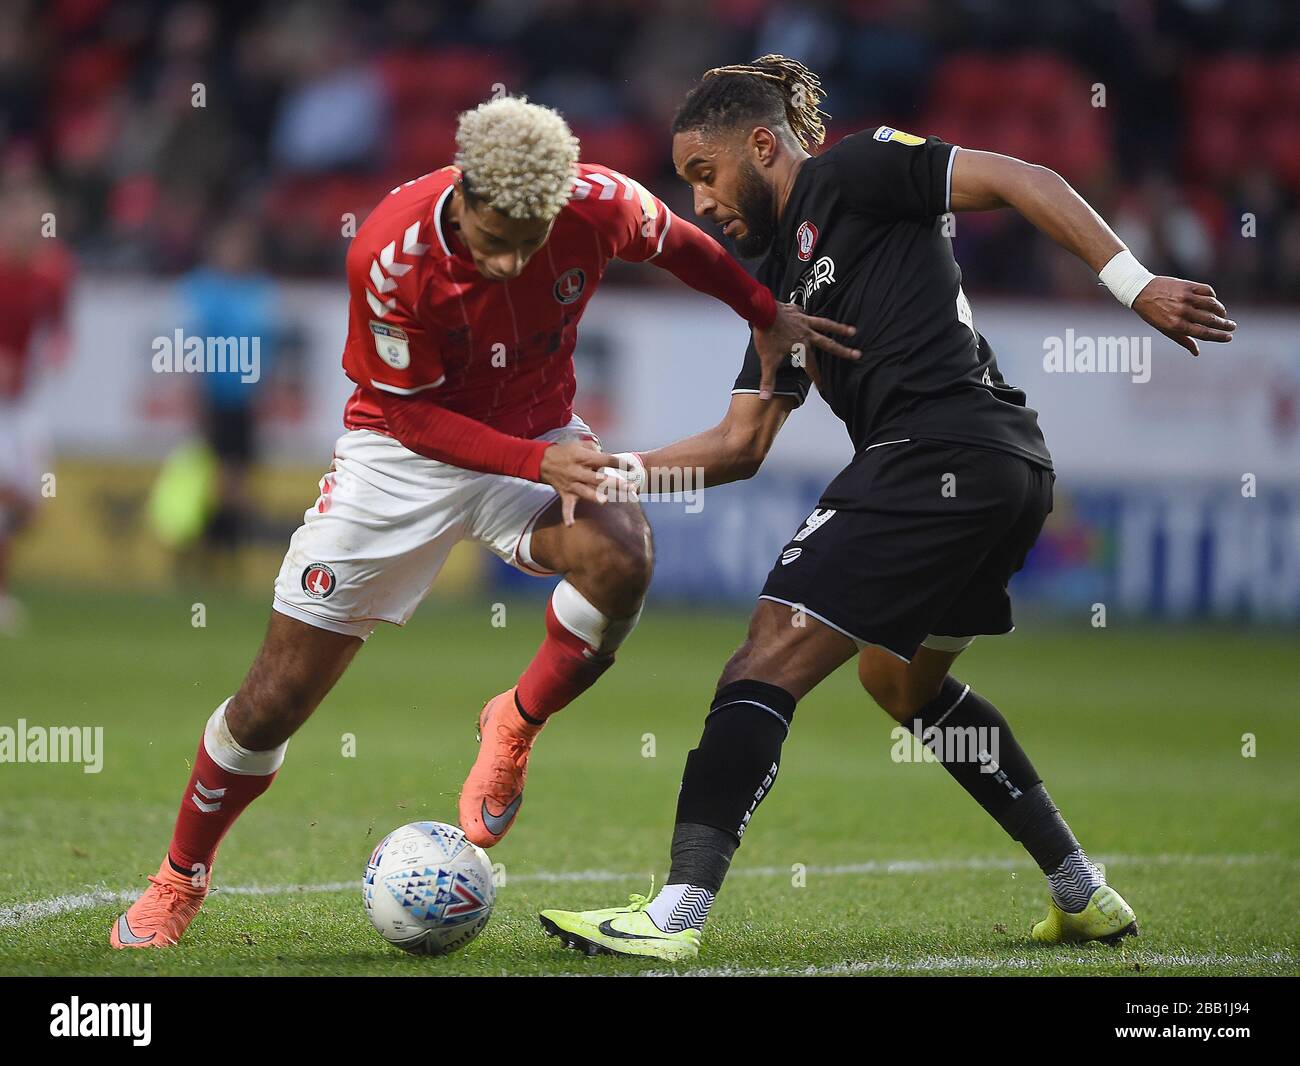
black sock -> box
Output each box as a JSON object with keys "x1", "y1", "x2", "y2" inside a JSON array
[
  {"x1": 668, "y1": 679, "x2": 796, "y2": 890},
  {"x1": 910, "y1": 677, "x2": 1080, "y2": 874},
  {"x1": 665, "y1": 822, "x2": 737, "y2": 895}
]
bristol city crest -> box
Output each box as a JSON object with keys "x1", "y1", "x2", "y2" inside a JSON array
[
  {"x1": 301, "y1": 563, "x2": 336, "y2": 600},
  {"x1": 796, "y1": 220, "x2": 818, "y2": 261},
  {"x1": 554, "y1": 267, "x2": 586, "y2": 304}
]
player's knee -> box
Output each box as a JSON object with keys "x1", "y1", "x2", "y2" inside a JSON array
[
  {"x1": 717, "y1": 645, "x2": 751, "y2": 690},
  {"x1": 858, "y1": 659, "x2": 912, "y2": 721},
  {"x1": 718, "y1": 638, "x2": 774, "y2": 689},
  {"x1": 859, "y1": 660, "x2": 947, "y2": 722},
  {"x1": 590, "y1": 507, "x2": 653, "y2": 598}
]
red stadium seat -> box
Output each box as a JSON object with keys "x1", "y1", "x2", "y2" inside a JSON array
[
  {"x1": 1185, "y1": 54, "x2": 1274, "y2": 121},
  {"x1": 1185, "y1": 112, "x2": 1250, "y2": 184},
  {"x1": 571, "y1": 123, "x2": 660, "y2": 182},
  {"x1": 389, "y1": 113, "x2": 459, "y2": 178},
  {"x1": 923, "y1": 52, "x2": 1110, "y2": 184},
  {"x1": 1274, "y1": 54, "x2": 1300, "y2": 112},
  {"x1": 380, "y1": 49, "x2": 516, "y2": 119},
  {"x1": 1261, "y1": 115, "x2": 1300, "y2": 192},
  {"x1": 50, "y1": 43, "x2": 129, "y2": 112},
  {"x1": 1013, "y1": 52, "x2": 1080, "y2": 108},
  {"x1": 930, "y1": 54, "x2": 1007, "y2": 116}
]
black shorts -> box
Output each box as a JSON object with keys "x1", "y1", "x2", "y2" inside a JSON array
[
  {"x1": 759, "y1": 440, "x2": 1054, "y2": 662},
  {"x1": 203, "y1": 404, "x2": 256, "y2": 466}
]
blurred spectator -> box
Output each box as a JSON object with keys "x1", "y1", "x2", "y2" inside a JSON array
[
  {"x1": 268, "y1": 6, "x2": 389, "y2": 173},
  {"x1": 0, "y1": 175, "x2": 73, "y2": 633}
]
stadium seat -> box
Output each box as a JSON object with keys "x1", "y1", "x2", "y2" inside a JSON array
[
  {"x1": 1185, "y1": 54, "x2": 1274, "y2": 121},
  {"x1": 1261, "y1": 115, "x2": 1300, "y2": 191},
  {"x1": 380, "y1": 49, "x2": 517, "y2": 118},
  {"x1": 571, "y1": 123, "x2": 660, "y2": 182}
]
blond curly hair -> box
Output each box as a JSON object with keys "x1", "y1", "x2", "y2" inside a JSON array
[{"x1": 455, "y1": 96, "x2": 580, "y2": 220}]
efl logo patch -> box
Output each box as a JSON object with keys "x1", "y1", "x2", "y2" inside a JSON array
[
  {"x1": 301, "y1": 563, "x2": 336, "y2": 600},
  {"x1": 796, "y1": 220, "x2": 818, "y2": 261},
  {"x1": 370, "y1": 322, "x2": 411, "y2": 369},
  {"x1": 874, "y1": 126, "x2": 925, "y2": 146},
  {"x1": 554, "y1": 267, "x2": 586, "y2": 305}
]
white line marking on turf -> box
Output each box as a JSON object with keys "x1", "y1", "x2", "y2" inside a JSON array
[
  {"x1": 649, "y1": 951, "x2": 1297, "y2": 977},
  {"x1": 2, "y1": 852, "x2": 1295, "y2": 930}
]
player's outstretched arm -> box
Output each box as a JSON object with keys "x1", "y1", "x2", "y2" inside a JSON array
[
  {"x1": 949, "y1": 149, "x2": 1236, "y2": 356},
  {"x1": 612, "y1": 393, "x2": 796, "y2": 495},
  {"x1": 646, "y1": 212, "x2": 859, "y2": 395}
]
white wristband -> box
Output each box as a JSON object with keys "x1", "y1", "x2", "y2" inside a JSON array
[
  {"x1": 1098, "y1": 249, "x2": 1155, "y2": 308},
  {"x1": 598, "y1": 451, "x2": 646, "y2": 500}
]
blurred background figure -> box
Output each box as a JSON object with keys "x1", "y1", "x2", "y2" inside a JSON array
[
  {"x1": 177, "y1": 210, "x2": 279, "y2": 569},
  {"x1": 0, "y1": 173, "x2": 72, "y2": 634}
]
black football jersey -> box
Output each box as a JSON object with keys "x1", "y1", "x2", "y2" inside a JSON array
[{"x1": 733, "y1": 125, "x2": 1052, "y2": 469}]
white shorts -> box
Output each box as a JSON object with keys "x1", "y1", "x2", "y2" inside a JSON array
[
  {"x1": 0, "y1": 396, "x2": 47, "y2": 521},
  {"x1": 272, "y1": 417, "x2": 597, "y2": 639}
]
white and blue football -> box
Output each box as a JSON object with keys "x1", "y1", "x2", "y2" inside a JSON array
[{"x1": 363, "y1": 821, "x2": 496, "y2": 955}]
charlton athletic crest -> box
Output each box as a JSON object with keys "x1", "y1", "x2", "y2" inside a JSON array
[
  {"x1": 796, "y1": 220, "x2": 818, "y2": 261},
  {"x1": 301, "y1": 563, "x2": 336, "y2": 600},
  {"x1": 554, "y1": 267, "x2": 585, "y2": 304}
]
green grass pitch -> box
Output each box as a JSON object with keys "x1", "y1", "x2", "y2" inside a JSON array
[{"x1": 1, "y1": 586, "x2": 1296, "y2": 976}]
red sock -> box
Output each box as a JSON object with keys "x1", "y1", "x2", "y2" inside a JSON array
[
  {"x1": 167, "y1": 702, "x2": 283, "y2": 887},
  {"x1": 515, "y1": 600, "x2": 615, "y2": 722}
]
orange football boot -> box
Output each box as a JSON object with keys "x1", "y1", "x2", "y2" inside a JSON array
[
  {"x1": 109, "y1": 858, "x2": 208, "y2": 949},
  {"x1": 458, "y1": 688, "x2": 543, "y2": 848}
]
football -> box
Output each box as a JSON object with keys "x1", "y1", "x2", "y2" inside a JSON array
[{"x1": 363, "y1": 821, "x2": 496, "y2": 955}]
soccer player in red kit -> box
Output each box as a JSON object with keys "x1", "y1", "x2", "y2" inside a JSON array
[
  {"x1": 110, "y1": 96, "x2": 857, "y2": 948},
  {"x1": 0, "y1": 177, "x2": 73, "y2": 635}
]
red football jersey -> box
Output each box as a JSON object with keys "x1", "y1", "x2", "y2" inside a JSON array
[
  {"x1": 0, "y1": 243, "x2": 73, "y2": 400},
  {"x1": 342, "y1": 163, "x2": 681, "y2": 441}
]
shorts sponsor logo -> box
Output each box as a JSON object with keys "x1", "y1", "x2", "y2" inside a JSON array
[
  {"x1": 301, "y1": 563, "x2": 336, "y2": 600},
  {"x1": 796, "y1": 220, "x2": 818, "y2": 261},
  {"x1": 554, "y1": 267, "x2": 586, "y2": 305},
  {"x1": 369, "y1": 322, "x2": 411, "y2": 369},
  {"x1": 793, "y1": 508, "x2": 836, "y2": 542}
]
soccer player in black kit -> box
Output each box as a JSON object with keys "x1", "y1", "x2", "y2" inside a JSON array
[{"x1": 540, "y1": 56, "x2": 1236, "y2": 961}]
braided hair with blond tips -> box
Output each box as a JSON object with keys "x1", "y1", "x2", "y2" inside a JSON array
[{"x1": 672, "y1": 54, "x2": 831, "y2": 150}]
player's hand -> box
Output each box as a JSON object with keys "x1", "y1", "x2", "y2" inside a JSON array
[
  {"x1": 1132, "y1": 278, "x2": 1236, "y2": 357},
  {"x1": 539, "y1": 440, "x2": 621, "y2": 526},
  {"x1": 751, "y1": 302, "x2": 860, "y2": 400}
]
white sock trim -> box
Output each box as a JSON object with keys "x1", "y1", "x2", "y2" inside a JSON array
[
  {"x1": 646, "y1": 883, "x2": 715, "y2": 933},
  {"x1": 203, "y1": 699, "x2": 288, "y2": 776},
  {"x1": 931, "y1": 684, "x2": 971, "y2": 730},
  {"x1": 551, "y1": 579, "x2": 641, "y2": 655}
]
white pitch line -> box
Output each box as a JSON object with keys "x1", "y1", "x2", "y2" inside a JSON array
[
  {"x1": 647, "y1": 951, "x2": 1298, "y2": 978},
  {"x1": 1, "y1": 852, "x2": 1295, "y2": 930}
]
